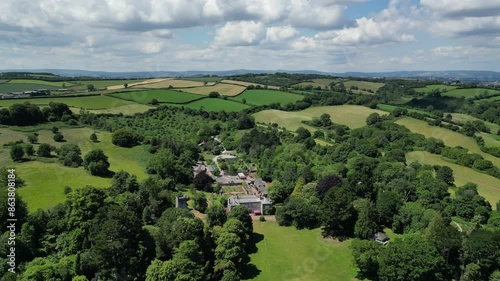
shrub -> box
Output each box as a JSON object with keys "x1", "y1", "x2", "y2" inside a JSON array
[
  {"x1": 53, "y1": 133, "x2": 64, "y2": 142},
  {"x1": 259, "y1": 216, "x2": 266, "y2": 222},
  {"x1": 111, "y1": 129, "x2": 142, "y2": 148}
]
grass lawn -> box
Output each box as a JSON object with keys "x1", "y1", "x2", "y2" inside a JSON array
[
  {"x1": 246, "y1": 221, "x2": 357, "y2": 281},
  {"x1": 450, "y1": 113, "x2": 500, "y2": 132},
  {"x1": 413, "y1": 84, "x2": 457, "y2": 93},
  {"x1": 2, "y1": 127, "x2": 150, "y2": 211},
  {"x1": 112, "y1": 89, "x2": 204, "y2": 104},
  {"x1": 395, "y1": 117, "x2": 500, "y2": 167},
  {"x1": 0, "y1": 95, "x2": 135, "y2": 109},
  {"x1": 173, "y1": 98, "x2": 250, "y2": 112},
  {"x1": 230, "y1": 90, "x2": 304, "y2": 106},
  {"x1": 254, "y1": 105, "x2": 387, "y2": 131},
  {"x1": 443, "y1": 88, "x2": 500, "y2": 99},
  {"x1": 406, "y1": 151, "x2": 500, "y2": 208},
  {"x1": 182, "y1": 83, "x2": 246, "y2": 96}
]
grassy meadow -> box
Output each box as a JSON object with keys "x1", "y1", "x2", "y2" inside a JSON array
[
  {"x1": 231, "y1": 89, "x2": 304, "y2": 106},
  {"x1": 406, "y1": 151, "x2": 500, "y2": 208},
  {"x1": 344, "y1": 80, "x2": 384, "y2": 94},
  {"x1": 135, "y1": 79, "x2": 211, "y2": 89},
  {"x1": 176, "y1": 98, "x2": 250, "y2": 112},
  {"x1": 0, "y1": 95, "x2": 134, "y2": 109},
  {"x1": 246, "y1": 221, "x2": 357, "y2": 281},
  {"x1": 413, "y1": 84, "x2": 457, "y2": 93},
  {"x1": 112, "y1": 89, "x2": 203, "y2": 104},
  {"x1": 254, "y1": 105, "x2": 387, "y2": 131},
  {"x1": 293, "y1": 79, "x2": 337, "y2": 89},
  {"x1": 395, "y1": 117, "x2": 500, "y2": 167},
  {"x1": 220, "y1": 80, "x2": 279, "y2": 90},
  {"x1": 443, "y1": 88, "x2": 500, "y2": 99},
  {"x1": 182, "y1": 83, "x2": 246, "y2": 96},
  {"x1": 69, "y1": 79, "x2": 145, "y2": 90},
  {"x1": 2, "y1": 127, "x2": 150, "y2": 211},
  {"x1": 76, "y1": 104, "x2": 155, "y2": 115}
]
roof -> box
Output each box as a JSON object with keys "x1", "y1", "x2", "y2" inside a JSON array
[
  {"x1": 228, "y1": 195, "x2": 272, "y2": 205},
  {"x1": 374, "y1": 232, "x2": 389, "y2": 241},
  {"x1": 253, "y1": 178, "x2": 268, "y2": 194}
]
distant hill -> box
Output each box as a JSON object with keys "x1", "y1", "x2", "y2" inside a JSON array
[{"x1": 1, "y1": 69, "x2": 499, "y2": 83}]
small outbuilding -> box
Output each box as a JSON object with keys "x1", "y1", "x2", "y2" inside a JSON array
[{"x1": 373, "y1": 232, "x2": 390, "y2": 245}]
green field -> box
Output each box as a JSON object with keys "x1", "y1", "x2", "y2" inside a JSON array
[
  {"x1": 16, "y1": 162, "x2": 111, "y2": 211},
  {"x1": 69, "y1": 79, "x2": 146, "y2": 90},
  {"x1": 413, "y1": 84, "x2": 457, "y2": 93},
  {"x1": 0, "y1": 95, "x2": 134, "y2": 109},
  {"x1": 407, "y1": 151, "x2": 500, "y2": 209},
  {"x1": 7, "y1": 79, "x2": 74, "y2": 87},
  {"x1": 74, "y1": 104, "x2": 155, "y2": 115},
  {"x1": 377, "y1": 104, "x2": 431, "y2": 116},
  {"x1": 475, "y1": 95, "x2": 500, "y2": 103},
  {"x1": 2, "y1": 127, "x2": 150, "y2": 211},
  {"x1": 174, "y1": 98, "x2": 250, "y2": 112},
  {"x1": 254, "y1": 105, "x2": 387, "y2": 131},
  {"x1": 231, "y1": 90, "x2": 304, "y2": 106},
  {"x1": 443, "y1": 88, "x2": 500, "y2": 99},
  {"x1": 344, "y1": 80, "x2": 385, "y2": 94},
  {"x1": 112, "y1": 89, "x2": 203, "y2": 104},
  {"x1": 247, "y1": 221, "x2": 356, "y2": 281},
  {"x1": 294, "y1": 79, "x2": 336, "y2": 88},
  {"x1": 395, "y1": 117, "x2": 500, "y2": 167}
]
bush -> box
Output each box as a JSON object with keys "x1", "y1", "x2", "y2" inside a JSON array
[
  {"x1": 208, "y1": 91, "x2": 220, "y2": 98},
  {"x1": 51, "y1": 127, "x2": 59, "y2": 133},
  {"x1": 111, "y1": 129, "x2": 142, "y2": 148},
  {"x1": 63, "y1": 186, "x2": 72, "y2": 194},
  {"x1": 83, "y1": 149, "x2": 110, "y2": 176},
  {"x1": 90, "y1": 133, "x2": 98, "y2": 142},
  {"x1": 27, "y1": 133, "x2": 38, "y2": 144},
  {"x1": 259, "y1": 216, "x2": 266, "y2": 222},
  {"x1": 10, "y1": 144, "x2": 25, "y2": 162},
  {"x1": 37, "y1": 143, "x2": 52, "y2": 157},
  {"x1": 53, "y1": 133, "x2": 64, "y2": 142}
]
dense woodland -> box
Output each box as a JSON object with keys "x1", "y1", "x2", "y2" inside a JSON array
[{"x1": 0, "y1": 73, "x2": 499, "y2": 281}]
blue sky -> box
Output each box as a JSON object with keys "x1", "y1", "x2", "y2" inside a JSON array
[{"x1": 0, "y1": 0, "x2": 499, "y2": 72}]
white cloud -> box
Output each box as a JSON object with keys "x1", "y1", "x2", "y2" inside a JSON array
[
  {"x1": 213, "y1": 21, "x2": 265, "y2": 46},
  {"x1": 265, "y1": 25, "x2": 299, "y2": 43}
]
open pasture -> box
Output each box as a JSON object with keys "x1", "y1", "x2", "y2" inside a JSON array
[
  {"x1": 254, "y1": 105, "x2": 387, "y2": 131},
  {"x1": 181, "y1": 83, "x2": 246, "y2": 96},
  {"x1": 344, "y1": 80, "x2": 384, "y2": 94},
  {"x1": 106, "y1": 78, "x2": 173, "y2": 90},
  {"x1": 69, "y1": 79, "x2": 146, "y2": 90},
  {"x1": 230, "y1": 89, "x2": 303, "y2": 106},
  {"x1": 1, "y1": 127, "x2": 150, "y2": 211},
  {"x1": 176, "y1": 98, "x2": 250, "y2": 112},
  {"x1": 246, "y1": 221, "x2": 356, "y2": 281},
  {"x1": 294, "y1": 79, "x2": 337, "y2": 89},
  {"x1": 112, "y1": 89, "x2": 203, "y2": 104},
  {"x1": 443, "y1": 88, "x2": 500, "y2": 99},
  {"x1": 395, "y1": 117, "x2": 500, "y2": 167},
  {"x1": 134, "y1": 79, "x2": 213, "y2": 89},
  {"x1": 413, "y1": 84, "x2": 457, "y2": 93},
  {"x1": 407, "y1": 151, "x2": 500, "y2": 208},
  {"x1": 0, "y1": 95, "x2": 134, "y2": 109},
  {"x1": 221, "y1": 79, "x2": 279, "y2": 89}
]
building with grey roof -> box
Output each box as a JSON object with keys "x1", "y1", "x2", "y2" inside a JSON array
[{"x1": 227, "y1": 195, "x2": 272, "y2": 215}]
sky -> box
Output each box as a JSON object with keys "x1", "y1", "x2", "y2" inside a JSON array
[{"x1": 1, "y1": 0, "x2": 499, "y2": 73}]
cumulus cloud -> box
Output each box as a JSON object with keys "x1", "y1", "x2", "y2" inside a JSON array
[
  {"x1": 265, "y1": 25, "x2": 299, "y2": 43},
  {"x1": 213, "y1": 21, "x2": 265, "y2": 46}
]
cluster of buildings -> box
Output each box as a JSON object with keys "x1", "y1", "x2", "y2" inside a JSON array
[{"x1": 0, "y1": 89, "x2": 52, "y2": 99}]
